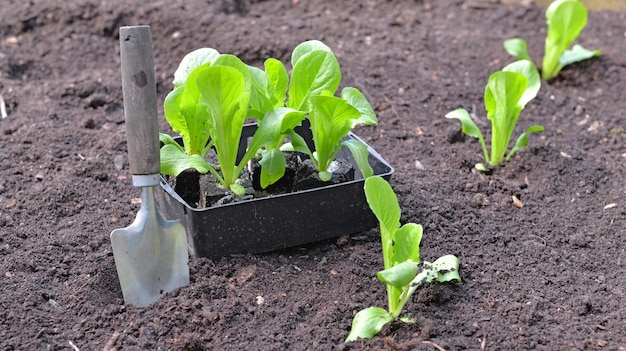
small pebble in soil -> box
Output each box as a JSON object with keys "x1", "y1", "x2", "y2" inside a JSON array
[
  {"x1": 48, "y1": 299, "x2": 63, "y2": 312},
  {"x1": 576, "y1": 114, "x2": 590, "y2": 126},
  {"x1": 512, "y1": 195, "x2": 523, "y2": 208},
  {"x1": 114, "y1": 155, "x2": 125, "y2": 170},
  {"x1": 473, "y1": 193, "x2": 489, "y2": 206},
  {"x1": 336, "y1": 235, "x2": 349, "y2": 246},
  {"x1": 574, "y1": 105, "x2": 584, "y2": 116}
]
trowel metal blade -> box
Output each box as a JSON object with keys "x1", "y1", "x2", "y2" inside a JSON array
[{"x1": 111, "y1": 187, "x2": 189, "y2": 307}]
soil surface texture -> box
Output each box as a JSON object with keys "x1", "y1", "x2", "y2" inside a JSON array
[{"x1": 1, "y1": 0, "x2": 625, "y2": 350}]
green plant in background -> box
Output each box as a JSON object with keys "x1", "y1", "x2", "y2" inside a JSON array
[
  {"x1": 445, "y1": 60, "x2": 543, "y2": 171},
  {"x1": 345, "y1": 176, "x2": 460, "y2": 342},
  {"x1": 504, "y1": 0, "x2": 600, "y2": 80}
]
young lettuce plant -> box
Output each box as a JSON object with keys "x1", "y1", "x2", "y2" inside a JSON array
[
  {"x1": 280, "y1": 41, "x2": 379, "y2": 181},
  {"x1": 161, "y1": 40, "x2": 378, "y2": 193},
  {"x1": 504, "y1": 0, "x2": 600, "y2": 81},
  {"x1": 445, "y1": 60, "x2": 543, "y2": 170},
  {"x1": 160, "y1": 51, "x2": 305, "y2": 196},
  {"x1": 345, "y1": 176, "x2": 460, "y2": 342}
]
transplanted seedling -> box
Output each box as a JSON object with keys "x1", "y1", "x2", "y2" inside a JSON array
[
  {"x1": 345, "y1": 176, "x2": 460, "y2": 342},
  {"x1": 504, "y1": 0, "x2": 600, "y2": 80},
  {"x1": 445, "y1": 60, "x2": 543, "y2": 171}
]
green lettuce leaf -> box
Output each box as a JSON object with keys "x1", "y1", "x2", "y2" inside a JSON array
[
  {"x1": 345, "y1": 307, "x2": 393, "y2": 342},
  {"x1": 543, "y1": 0, "x2": 589, "y2": 80}
]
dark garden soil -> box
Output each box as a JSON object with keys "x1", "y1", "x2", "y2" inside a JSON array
[{"x1": 1, "y1": 0, "x2": 625, "y2": 350}]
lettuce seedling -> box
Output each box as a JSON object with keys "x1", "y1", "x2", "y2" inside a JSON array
[
  {"x1": 160, "y1": 40, "x2": 378, "y2": 195},
  {"x1": 284, "y1": 90, "x2": 376, "y2": 181},
  {"x1": 280, "y1": 41, "x2": 378, "y2": 181},
  {"x1": 445, "y1": 60, "x2": 543, "y2": 169},
  {"x1": 504, "y1": 0, "x2": 600, "y2": 80},
  {"x1": 160, "y1": 52, "x2": 305, "y2": 196},
  {"x1": 254, "y1": 108, "x2": 307, "y2": 189},
  {"x1": 345, "y1": 176, "x2": 460, "y2": 342}
]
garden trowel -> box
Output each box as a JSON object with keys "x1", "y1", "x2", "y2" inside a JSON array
[{"x1": 111, "y1": 25, "x2": 189, "y2": 307}]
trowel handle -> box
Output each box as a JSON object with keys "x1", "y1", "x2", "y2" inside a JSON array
[{"x1": 119, "y1": 25, "x2": 160, "y2": 176}]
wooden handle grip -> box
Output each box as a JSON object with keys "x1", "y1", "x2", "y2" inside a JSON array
[{"x1": 119, "y1": 25, "x2": 160, "y2": 176}]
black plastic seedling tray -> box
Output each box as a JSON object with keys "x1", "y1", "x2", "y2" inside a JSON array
[{"x1": 155, "y1": 124, "x2": 394, "y2": 259}]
